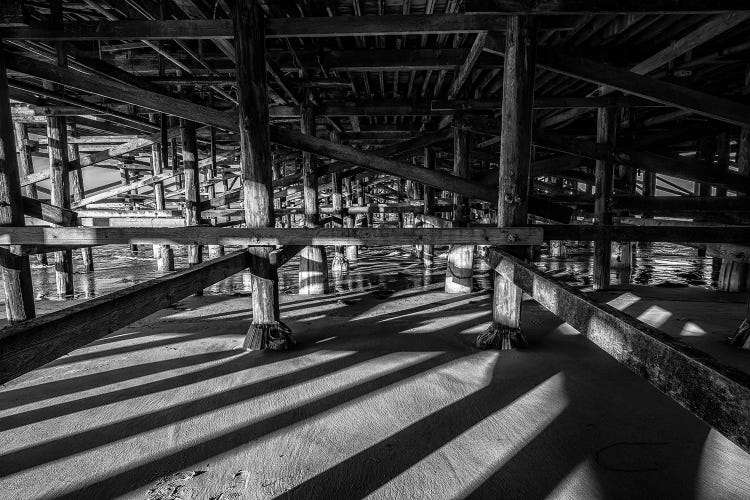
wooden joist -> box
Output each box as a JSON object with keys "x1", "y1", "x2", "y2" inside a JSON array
[
  {"x1": 531, "y1": 48, "x2": 750, "y2": 127},
  {"x1": 0, "y1": 227, "x2": 542, "y2": 247},
  {"x1": 0, "y1": 15, "x2": 576, "y2": 41},
  {"x1": 22, "y1": 197, "x2": 77, "y2": 226},
  {"x1": 0, "y1": 249, "x2": 253, "y2": 385},
  {"x1": 468, "y1": 1, "x2": 750, "y2": 13},
  {"x1": 71, "y1": 172, "x2": 177, "y2": 209},
  {"x1": 482, "y1": 247, "x2": 750, "y2": 455}
]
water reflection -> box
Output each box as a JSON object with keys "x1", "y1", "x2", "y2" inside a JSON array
[{"x1": 0, "y1": 240, "x2": 716, "y2": 308}]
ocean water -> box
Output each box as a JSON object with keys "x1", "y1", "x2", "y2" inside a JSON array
[{"x1": 0, "y1": 240, "x2": 715, "y2": 310}]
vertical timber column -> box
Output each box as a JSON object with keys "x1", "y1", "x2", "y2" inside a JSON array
[
  {"x1": 151, "y1": 113, "x2": 173, "y2": 270},
  {"x1": 329, "y1": 129, "x2": 348, "y2": 273},
  {"x1": 478, "y1": 19, "x2": 537, "y2": 350},
  {"x1": 181, "y1": 119, "x2": 203, "y2": 294},
  {"x1": 343, "y1": 175, "x2": 357, "y2": 260},
  {"x1": 207, "y1": 121, "x2": 224, "y2": 258},
  {"x1": 67, "y1": 121, "x2": 94, "y2": 273},
  {"x1": 234, "y1": 0, "x2": 292, "y2": 350},
  {"x1": 614, "y1": 107, "x2": 634, "y2": 271},
  {"x1": 718, "y1": 131, "x2": 747, "y2": 290},
  {"x1": 45, "y1": 1, "x2": 74, "y2": 297},
  {"x1": 0, "y1": 47, "x2": 35, "y2": 322},
  {"x1": 14, "y1": 122, "x2": 47, "y2": 266},
  {"x1": 422, "y1": 147, "x2": 436, "y2": 268},
  {"x1": 593, "y1": 107, "x2": 615, "y2": 291},
  {"x1": 445, "y1": 127, "x2": 474, "y2": 293},
  {"x1": 298, "y1": 89, "x2": 329, "y2": 294}
]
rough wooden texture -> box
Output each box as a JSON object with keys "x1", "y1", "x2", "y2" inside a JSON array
[
  {"x1": 151, "y1": 113, "x2": 172, "y2": 271},
  {"x1": 446, "y1": 128, "x2": 474, "y2": 294},
  {"x1": 22, "y1": 197, "x2": 77, "y2": 227},
  {"x1": 484, "y1": 247, "x2": 750, "y2": 455},
  {"x1": 66, "y1": 121, "x2": 93, "y2": 272},
  {"x1": 0, "y1": 48, "x2": 34, "y2": 322},
  {"x1": 299, "y1": 88, "x2": 328, "y2": 295},
  {"x1": 422, "y1": 147, "x2": 436, "y2": 268},
  {"x1": 490, "y1": 15, "x2": 537, "y2": 347},
  {"x1": 233, "y1": 0, "x2": 285, "y2": 348},
  {"x1": 0, "y1": 249, "x2": 251, "y2": 385},
  {"x1": 181, "y1": 119, "x2": 202, "y2": 282},
  {"x1": 593, "y1": 107, "x2": 615, "y2": 291},
  {"x1": 0, "y1": 227, "x2": 543, "y2": 247}
]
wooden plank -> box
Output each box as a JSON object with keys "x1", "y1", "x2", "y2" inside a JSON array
[
  {"x1": 0, "y1": 249, "x2": 252, "y2": 385},
  {"x1": 612, "y1": 195, "x2": 750, "y2": 212},
  {"x1": 0, "y1": 227, "x2": 543, "y2": 247},
  {"x1": 483, "y1": 247, "x2": 750, "y2": 455},
  {"x1": 22, "y1": 197, "x2": 77, "y2": 226},
  {"x1": 432, "y1": 95, "x2": 661, "y2": 110},
  {"x1": 0, "y1": 15, "x2": 576, "y2": 41},
  {"x1": 533, "y1": 48, "x2": 750, "y2": 126},
  {"x1": 468, "y1": 1, "x2": 750, "y2": 13},
  {"x1": 71, "y1": 172, "x2": 176, "y2": 208},
  {"x1": 541, "y1": 224, "x2": 750, "y2": 243},
  {"x1": 4, "y1": 53, "x2": 237, "y2": 132},
  {"x1": 269, "y1": 127, "x2": 496, "y2": 202}
]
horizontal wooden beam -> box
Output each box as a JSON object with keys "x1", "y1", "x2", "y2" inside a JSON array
[
  {"x1": 0, "y1": 249, "x2": 252, "y2": 385},
  {"x1": 431, "y1": 95, "x2": 662, "y2": 111},
  {"x1": 0, "y1": 227, "x2": 542, "y2": 247},
  {"x1": 532, "y1": 48, "x2": 750, "y2": 127},
  {"x1": 468, "y1": 0, "x2": 750, "y2": 13},
  {"x1": 484, "y1": 247, "x2": 750, "y2": 454},
  {"x1": 540, "y1": 224, "x2": 750, "y2": 243},
  {"x1": 0, "y1": 15, "x2": 576, "y2": 41},
  {"x1": 72, "y1": 172, "x2": 177, "y2": 208},
  {"x1": 5, "y1": 53, "x2": 237, "y2": 133},
  {"x1": 613, "y1": 195, "x2": 750, "y2": 212},
  {"x1": 22, "y1": 197, "x2": 77, "y2": 226}
]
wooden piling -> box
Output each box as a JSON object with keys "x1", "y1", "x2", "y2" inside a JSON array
[
  {"x1": 14, "y1": 122, "x2": 47, "y2": 266},
  {"x1": 342, "y1": 175, "x2": 357, "y2": 261},
  {"x1": 445, "y1": 127, "x2": 474, "y2": 293},
  {"x1": 329, "y1": 129, "x2": 348, "y2": 274},
  {"x1": 298, "y1": 89, "x2": 328, "y2": 295},
  {"x1": 0, "y1": 47, "x2": 35, "y2": 322},
  {"x1": 478, "y1": 16, "x2": 537, "y2": 350},
  {"x1": 422, "y1": 147, "x2": 436, "y2": 268},
  {"x1": 181, "y1": 118, "x2": 203, "y2": 294},
  {"x1": 207, "y1": 124, "x2": 224, "y2": 258},
  {"x1": 67, "y1": 121, "x2": 94, "y2": 273},
  {"x1": 150, "y1": 113, "x2": 173, "y2": 271},
  {"x1": 593, "y1": 107, "x2": 615, "y2": 291},
  {"x1": 234, "y1": 0, "x2": 292, "y2": 350}
]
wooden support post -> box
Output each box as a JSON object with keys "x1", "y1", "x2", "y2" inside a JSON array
[
  {"x1": 445, "y1": 127, "x2": 474, "y2": 293},
  {"x1": 67, "y1": 120, "x2": 93, "y2": 273},
  {"x1": 478, "y1": 17, "x2": 537, "y2": 350},
  {"x1": 0, "y1": 47, "x2": 35, "y2": 322},
  {"x1": 234, "y1": 0, "x2": 292, "y2": 350},
  {"x1": 207, "y1": 124, "x2": 224, "y2": 258},
  {"x1": 298, "y1": 89, "x2": 329, "y2": 294},
  {"x1": 422, "y1": 147, "x2": 436, "y2": 268},
  {"x1": 329, "y1": 129, "x2": 348, "y2": 274},
  {"x1": 594, "y1": 107, "x2": 615, "y2": 291},
  {"x1": 44, "y1": 4, "x2": 74, "y2": 298},
  {"x1": 342, "y1": 174, "x2": 357, "y2": 261},
  {"x1": 119, "y1": 166, "x2": 138, "y2": 253},
  {"x1": 181, "y1": 118, "x2": 203, "y2": 294},
  {"x1": 14, "y1": 122, "x2": 47, "y2": 266},
  {"x1": 716, "y1": 131, "x2": 746, "y2": 291},
  {"x1": 150, "y1": 113, "x2": 173, "y2": 270}
]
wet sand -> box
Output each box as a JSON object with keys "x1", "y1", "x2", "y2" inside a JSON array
[{"x1": 1, "y1": 267, "x2": 749, "y2": 498}]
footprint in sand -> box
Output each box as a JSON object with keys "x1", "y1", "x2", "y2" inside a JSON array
[{"x1": 211, "y1": 470, "x2": 250, "y2": 500}]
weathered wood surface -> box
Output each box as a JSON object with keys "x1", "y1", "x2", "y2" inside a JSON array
[
  {"x1": 0, "y1": 249, "x2": 252, "y2": 385},
  {"x1": 0, "y1": 47, "x2": 34, "y2": 322},
  {"x1": 22, "y1": 197, "x2": 77, "y2": 226},
  {"x1": 0, "y1": 227, "x2": 543, "y2": 247},
  {"x1": 0, "y1": 14, "x2": 575, "y2": 41},
  {"x1": 469, "y1": 1, "x2": 750, "y2": 14},
  {"x1": 72, "y1": 172, "x2": 176, "y2": 208},
  {"x1": 483, "y1": 247, "x2": 750, "y2": 455}
]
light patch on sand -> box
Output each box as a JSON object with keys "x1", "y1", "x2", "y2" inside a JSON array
[
  {"x1": 399, "y1": 311, "x2": 491, "y2": 334},
  {"x1": 695, "y1": 429, "x2": 750, "y2": 498},
  {"x1": 543, "y1": 458, "x2": 604, "y2": 499},
  {"x1": 370, "y1": 372, "x2": 568, "y2": 499},
  {"x1": 636, "y1": 305, "x2": 672, "y2": 328},
  {"x1": 606, "y1": 292, "x2": 641, "y2": 311},
  {"x1": 679, "y1": 321, "x2": 707, "y2": 337}
]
